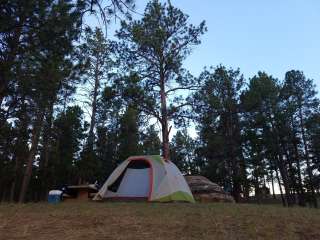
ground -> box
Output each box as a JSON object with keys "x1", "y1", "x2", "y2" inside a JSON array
[{"x1": 0, "y1": 202, "x2": 319, "y2": 240}]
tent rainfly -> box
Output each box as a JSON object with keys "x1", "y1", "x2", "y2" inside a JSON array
[{"x1": 94, "y1": 155, "x2": 195, "y2": 203}]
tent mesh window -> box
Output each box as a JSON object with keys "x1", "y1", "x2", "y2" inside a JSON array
[{"x1": 108, "y1": 160, "x2": 150, "y2": 193}]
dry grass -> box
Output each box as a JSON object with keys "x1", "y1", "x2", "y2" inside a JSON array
[{"x1": 0, "y1": 202, "x2": 319, "y2": 240}]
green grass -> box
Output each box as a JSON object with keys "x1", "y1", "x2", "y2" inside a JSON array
[{"x1": 0, "y1": 202, "x2": 319, "y2": 240}]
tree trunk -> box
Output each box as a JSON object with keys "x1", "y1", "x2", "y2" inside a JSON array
[
  {"x1": 269, "y1": 115, "x2": 292, "y2": 206},
  {"x1": 282, "y1": 144, "x2": 297, "y2": 205},
  {"x1": 276, "y1": 153, "x2": 293, "y2": 206},
  {"x1": 227, "y1": 108, "x2": 241, "y2": 202},
  {"x1": 19, "y1": 111, "x2": 45, "y2": 203},
  {"x1": 9, "y1": 156, "x2": 19, "y2": 202},
  {"x1": 292, "y1": 138, "x2": 306, "y2": 206},
  {"x1": 10, "y1": 96, "x2": 28, "y2": 202},
  {"x1": 275, "y1": 168, "x2": 286, "y2": 206},
  {"x1": 289, "y1": 115, "x2": 306, "y2": 206},
  {"x1": 40, "y1": 101, "x2": 54, "y2": 200},
  {"x1": 299, "y1": 107, "x2": 317, "y2": 208},
  {"x1": 87, "y1": 60, "x2": 100, "y2": 149},
  {"x1": 9, "y1": 180, "x2": 16, "y2": 202},
  {"x1": 271, "y1": 171, "x2": 276, "y2": 199},
  {"x1": 254, "y1": 175, "x2": 261, "y2": 204},
  {"x1": 161, "y1": 119, "x2": 170, "y2": 161},
  {"x1": 159, "y1": 68, "x2": 170, "y2": 160}
]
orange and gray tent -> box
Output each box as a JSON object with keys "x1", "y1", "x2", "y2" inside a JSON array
[{"x1": 93, "y1": 155, "x2": 195, "y2": 203}]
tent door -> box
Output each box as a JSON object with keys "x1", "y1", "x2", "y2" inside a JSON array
[{"x1": 117, "y1": 168, "x2": 150, "y2": 197}]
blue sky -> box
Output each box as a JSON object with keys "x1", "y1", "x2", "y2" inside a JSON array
[
  {"x1": 168, "y1": 0, "x2": 320, "y2": 86},
  {"x1": 90, "y1": 0, "x2": 320, "y2": 89}
]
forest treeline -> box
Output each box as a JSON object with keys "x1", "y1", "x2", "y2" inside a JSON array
[{"x1": 0, "y1": 0, "x2": 319, "y2": 207}]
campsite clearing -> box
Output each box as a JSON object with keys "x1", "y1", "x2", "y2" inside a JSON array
[{"x1": 0, "y1": 202, "x2": 319, "y2": 240}]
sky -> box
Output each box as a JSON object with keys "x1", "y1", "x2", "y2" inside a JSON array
[
  {"x1": 169, "y1": 0, "x2": 320, "y2": 87},
  {"x1": 89, "y1": 0, "x2": 320, "y2": 89}
]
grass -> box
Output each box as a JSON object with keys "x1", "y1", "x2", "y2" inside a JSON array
[{"x1": 0, "y1": 202, "x2": 319, "y2": 240}]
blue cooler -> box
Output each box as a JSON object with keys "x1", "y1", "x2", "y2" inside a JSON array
[{"x1": 48, "y1": 190, "x2": 62, "y2": 203}]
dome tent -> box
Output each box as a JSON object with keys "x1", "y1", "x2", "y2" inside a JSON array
[{"x1": 94, "y1": 155, "x2": 195, "y2": 203}]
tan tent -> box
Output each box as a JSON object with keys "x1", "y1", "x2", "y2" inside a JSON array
[{"x1": 94, "y1": 155, "x2": 194, "y2": 202}]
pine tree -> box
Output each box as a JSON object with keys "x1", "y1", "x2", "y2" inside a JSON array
[
  {"x1": 78, "y1": 27, "x2": 115, "y2": 150},
  {"x1": 118, "y1": 105, "x2": 141, "y2": 161},
  {"x1": 116, "y1": 0, "x2": 206, "y2": 160},
  {"x1": 49, "y1": 106, "x2": 86, "y2": 188},
  {"x1": 194, "y1": 65, "x2": 247, "y2": 202},
  {"x1": 171, "y1": 130, "x2": 198, "y2": 175},
  {"x1": 18, "y1": 0, "x2": 84, "y2": 202},
  {"x1": 281, "y1": 70, "x2": 319, "y2": 207},
  {"x1": 241, "y1": 72, "x2": 292, "y2": 205},
  {"x1": 141, "y1": 126, "x2": 161, "y2": 155}
]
